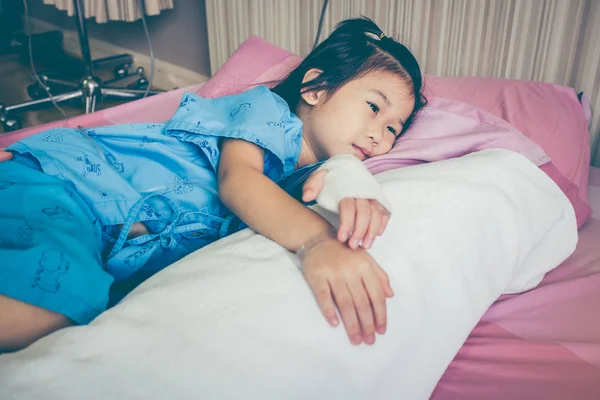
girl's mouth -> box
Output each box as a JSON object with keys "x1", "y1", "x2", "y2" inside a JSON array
[{"x1": 353, "y1": 145, "x2": 370, "y2": 159}]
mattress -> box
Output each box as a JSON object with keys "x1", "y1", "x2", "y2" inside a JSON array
[{"x1": 432, "y1": 166, "x2": 600, "y2": 399}]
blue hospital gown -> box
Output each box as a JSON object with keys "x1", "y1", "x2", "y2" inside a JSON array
[{"x1": 0, "y1": 85, "x2": 305, "y2": 322}]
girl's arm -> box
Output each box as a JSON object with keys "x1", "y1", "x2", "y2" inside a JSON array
[{"x1": 218, "y1": 139, "x2": 393, "y2": 346}]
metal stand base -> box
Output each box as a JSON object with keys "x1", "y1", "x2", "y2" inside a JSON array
[{"x1": 0, "y1": 75, "x2": 161, "y2": 131}]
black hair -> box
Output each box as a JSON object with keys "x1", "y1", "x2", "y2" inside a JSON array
[{"x1": 272, "y1": 17, "x2": 427, "y2": 135}]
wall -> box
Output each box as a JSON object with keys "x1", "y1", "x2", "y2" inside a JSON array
[{"x1": 26, "y1": 0, "x2": 211, "y2": 77}]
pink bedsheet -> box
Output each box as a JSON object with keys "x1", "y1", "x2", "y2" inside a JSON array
[
  {"x1": 432, "y1": 166, "x2": 600, "y2": 399},
  {"x1": 1, "y1": 86, "x2": 599, "y2": 398}
]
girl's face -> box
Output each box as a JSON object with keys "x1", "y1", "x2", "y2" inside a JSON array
[{"x1": 298, "y1": 69, "x2": 415, "y2": 163}]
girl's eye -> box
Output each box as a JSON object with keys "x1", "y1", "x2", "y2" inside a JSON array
[
  {"x1": 387, "y1": 126, "x2": 397, "y2": 136},
  {"x1": 368, "y1": 102, "x2": 379, "y2": 114}
]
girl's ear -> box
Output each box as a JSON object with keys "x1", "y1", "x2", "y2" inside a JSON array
[{"x1": 300, "y1": 68, "x2": 327, "y2": 106}]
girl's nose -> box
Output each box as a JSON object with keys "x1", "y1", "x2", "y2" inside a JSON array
[{"x1": 368, "y1": 130, "x2": 381, "y2": 146}]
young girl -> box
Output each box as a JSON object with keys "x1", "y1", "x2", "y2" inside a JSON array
[{"x1": 0, "y1": 17, "x2": 426, "y2": 351}]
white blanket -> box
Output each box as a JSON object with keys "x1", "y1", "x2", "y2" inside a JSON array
[{"x1": 0, "y1": 149, "x2": 577, "y2": 400}]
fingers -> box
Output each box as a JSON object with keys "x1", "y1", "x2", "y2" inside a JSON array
[
  {"x1": 362, "y1": 200, "x2": 383, "y2": 249},
  {"x1": 362, "y1": 271, "x2": 387, "y2": 336},
  {"x1": 307, "y1": 276, "x2": 340, "y2": 328},
  {"x1": 379, "y1": 204, "x2": 390, "y2": 236},
  {"x1": 339, "y1": 199, "x2": 390, "y2": 249},
  {"x1": 302, "y1": 169, "x2": 328, "y2": 203},
  {"x1": 373, "y1": 263, "x2": 395, "y2": 299},
  {"x1": 302, "y1": 241, "x2": 392, "y2": 346},
  {"x1": 338, "y1": 198, "x2": 355, "y2": 243},
  {"x1": 348, "y1": 199, "x2": 370, "y2": 249},
  {"x1": 330, "y1": 280, "x2": 362, "y2": 345},
  {"x1": 333, "y1": 266, "x2": 389, "y2": 345},
  {"x1": 346, "y1": 277, "x2": 377, "y2": 345}
]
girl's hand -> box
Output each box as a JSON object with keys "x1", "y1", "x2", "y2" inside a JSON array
[
  {"x1": 301, "y1": 236, "x2": 394, "y2": 345},
  {"x1": 0, "y1": 148, "x2": 13, "y2": 162},
  {"x1": 302, "y1": 169, "x2": 391, "y2": 250}
]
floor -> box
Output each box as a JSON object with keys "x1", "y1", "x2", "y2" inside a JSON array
[{"x1": 0, "y1": 52, "x2": 131, "y2": 135}]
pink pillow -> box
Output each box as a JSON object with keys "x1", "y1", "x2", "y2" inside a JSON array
[
  {"x1": 424, "y1": 76, "x2": 592, "y2": 227},
  {"x1": 364, "y1": 97, "x2": 550, "y2": 171},
  {"x1": 197, "y1": 35, "x2": 301, "y2": 99},
  {"x1": 198, "y1": 36, "x2": 592, "y2": 227}
]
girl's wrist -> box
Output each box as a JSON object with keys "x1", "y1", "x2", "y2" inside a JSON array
[{"x1": 296, "y1": 228, "x2": 337, "y2": 262}]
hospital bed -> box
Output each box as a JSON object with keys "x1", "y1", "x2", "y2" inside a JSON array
[{"x1": 0, "y1": 36, "x2": 598, "y2": 399}]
